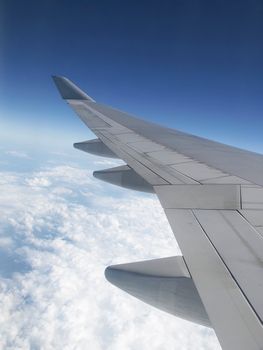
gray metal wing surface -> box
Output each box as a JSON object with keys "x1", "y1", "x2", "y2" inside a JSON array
[{"x1": 53, "y1": 76, "x2": 263, "y2": 350}]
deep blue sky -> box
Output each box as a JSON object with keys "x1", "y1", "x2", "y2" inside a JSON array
[{"x1": 1, "y1": 0, "x2": 263, "y2": 151}]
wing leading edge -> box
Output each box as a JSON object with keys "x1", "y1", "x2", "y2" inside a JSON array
[{"x1": 53, "y1": 76, "x2": 263, "y2": 350}]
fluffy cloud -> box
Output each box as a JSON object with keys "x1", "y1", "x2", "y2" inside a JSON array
[{"x1": 0, "y1": 157, "x2": 221, "y2": 350}]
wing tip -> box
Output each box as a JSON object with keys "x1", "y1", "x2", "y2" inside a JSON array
[{"x1": 52, "y1": 75, "x2": 95, "y2": 102}]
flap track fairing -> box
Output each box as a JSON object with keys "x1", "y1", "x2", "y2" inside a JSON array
[
  {"x1": 74, "y1": 138, "x2": 119, "y2": 159},
  {"x1": 93, "y1": 165, "x2": 154, "y2": 193},
  {"x1": 105, "y1": 256, "x2": 211, "y2": 327}
]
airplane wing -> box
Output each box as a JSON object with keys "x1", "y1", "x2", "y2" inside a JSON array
[{"x1": 53, "y1": 76, "x2": 263, "y2": 350}]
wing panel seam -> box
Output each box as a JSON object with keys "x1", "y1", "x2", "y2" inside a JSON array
[
  {"x1": 96, "y1": 131, "x2": 170, "y2": 185},
  {"x1": 191, "y1": 209, "x2": 263, "y2": 325}
]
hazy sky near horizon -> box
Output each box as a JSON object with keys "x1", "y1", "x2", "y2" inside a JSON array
[{"x1": 1, "y1": 0, "x2": 263, "y2": 151}]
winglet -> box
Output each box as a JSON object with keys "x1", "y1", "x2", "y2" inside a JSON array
[{"x1": 52, "y1": 76, "x2": 95, "y2": 101}]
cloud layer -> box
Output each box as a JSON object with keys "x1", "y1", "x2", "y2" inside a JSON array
[{"x1": 0, "y1": 154, "x2": 221, "y2": 349}]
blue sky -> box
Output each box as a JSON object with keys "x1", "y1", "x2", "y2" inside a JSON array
[{"x1": 1, "y1": 0, "x2": 263, "y2": 152}]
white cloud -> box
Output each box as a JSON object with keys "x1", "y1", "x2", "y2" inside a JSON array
[
  {"x1": 0, "y1": 161, "x2": 221, "y2": 350},
  {"x1": 5, "y1": 150, "x2": 31, "y2": 159}
]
